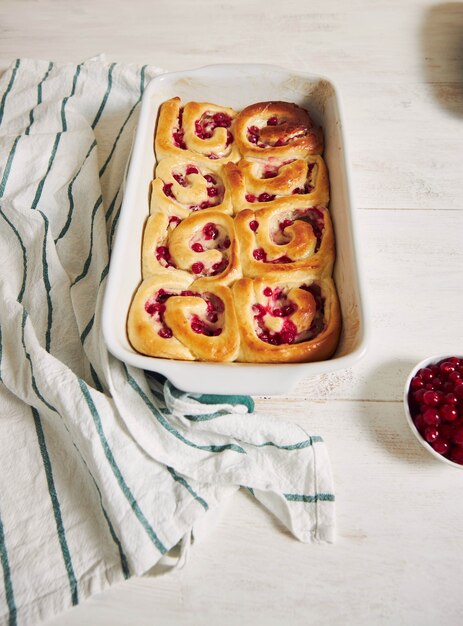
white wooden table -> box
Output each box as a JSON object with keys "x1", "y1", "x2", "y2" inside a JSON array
[{"x1": 1, "y1": 0, "x2": 463, "y2": 624}]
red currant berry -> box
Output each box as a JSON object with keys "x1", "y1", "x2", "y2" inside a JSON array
[
  {"x1": 440, "y1": 404, "x2": 458, "y2": 422},
  {"x1": 422, "y1": 408, "x2": 440, "y2": 425},
  {"x1": 419, "y1": 367, "x2": 433, "y2": 382},
  {"x1": 410, "y1": 376, "x2": 424, "y2": 390},
  {"x1": 445, "y1": 393, "x2": 458, "y2": 405},
  {"x1": 440, "y1": 361, "x2": 456, "y2": 375},
  {"x1": 423, "y1": 390, "x2": 440, "y2": 407},
  {"x1": 424, "y1": 426, "x2": 439, "y2": 442},
  {"x1": 433, "y1": 438, "x2": 450, "y2": 455}
]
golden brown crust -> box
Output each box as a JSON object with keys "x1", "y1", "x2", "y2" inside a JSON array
[
  {"x1": 154, "y1": 97, "x2": 241, "y2": 167},
  {"x1": 234, "y1": 101, "x2": 323, "y2": 159},
  {"x1": 223, "y1": 155, "x2": 329, "y2": 213},
  {"x1": 232, "y1": 274, "x2": 341, "y2": 363},
  {"x1": 234, "y1": 201, "x2": 335, "y2": 278},
  {"x1": 142, "y1": 210, "x2": 242, "y2": 286},
  {"x1": 127, "y1": 274, "x2": 240, "y2": 362}
]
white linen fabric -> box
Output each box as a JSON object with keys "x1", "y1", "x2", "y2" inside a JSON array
[{"x1": 0, "y1": 57, "x2": 335, "y2": 626}]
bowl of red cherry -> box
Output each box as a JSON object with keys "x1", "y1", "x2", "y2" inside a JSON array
[{"x1": 405, "y1": 355, "x2": 463, "y2": 467}]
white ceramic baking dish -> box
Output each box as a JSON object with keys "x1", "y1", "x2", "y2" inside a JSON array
[{"x1": 102, "y1": 63, "x2": 368, "y2": 395}]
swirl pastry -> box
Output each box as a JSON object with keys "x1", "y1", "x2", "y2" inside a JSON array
[
  {"x1": 142, "y1": 210, "x2": 241, "y2": 286},
  {"x1": 234, "y1": 101, "x2": 323, "y2": 159},
  {"x1": 223, "y1": 155, "x2": 329, "y2": 212},
  {"x1": 126, "y1": 96, "x2": 341, "y2": 365},
  {"x1": 235, "y1": 201, "x2": 334, "y2": 277},
  {"x1": 155, "y1": 97, "x2": 241, "y2": 166},
  {"x1": 150, "y1": 156, "x2": 233, "y2": 219},
  {"x1": 127, "y1": 273, "x2": 240, "y2": 362},
  {"x1": 232, "y1": 273, "x2": 341, "y2": 363}
]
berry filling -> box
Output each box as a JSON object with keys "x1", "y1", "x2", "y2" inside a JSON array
[
  {"x1": 190, "y1": 293, "x2": 224, "y2": 336},
  {"x1": 251, "y1": 287, "x2": 302, "y2": 345},
  {"x1": 145, "y1": 289, "x2": 225, "y2": 339},
  {"x1": 272, "y1": 208, "x2": 324, "y2": 251},
  {"x1": 163, "y1": 183, "x2": 175, "y2": 198},
  {"x1": 407, "y1": 357, "x2": 463, "y2": 463},
  {"x1": 195, "y1": 111, "x2": 232, "y2": 139},
  {"x1": 155, "y1": 245, "x2": 176, "y2": 269},
  {"x1": 189, "y1": 222, "x2": 231, "y2": 276},
  {"x1": 194, "y1": 111, "x2": 234, "y2": 159},
  {"x1": 172, "y1": 108, "x2": 186, "y2": 150},
  {"x1": 246, "y1": 122, "x2": 308, "y2": 148}
]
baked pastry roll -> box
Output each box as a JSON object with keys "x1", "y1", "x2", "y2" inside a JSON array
[
  {"x1": 150, "y1": 156, "x2": 233, "y2": 219},
  {"x1": 223, "y1": 155, "x2": 329, "y2": 212},
  {"x1": 232, "y1": 273, "x2": 341, "y2": 363},
  {"x1": 234, "y1": 201, "x2": 334, "y2": 277},
  {"x1": 234, "y1": 101, "x2": 323, "y2": 159},
  {"x1": 155, "y1": 97, "x2": 241, "y2": 166},
  {"x1": 127, "y1": 273, "x2": 240, "y2": 361},
  {"x1": 142, "y1": 210, "x2": 241, "y2": 286}
]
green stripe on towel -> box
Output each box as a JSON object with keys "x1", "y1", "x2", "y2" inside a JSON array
[
  {"x1": 0, "y1": 511, "x2": 17, "y2": 626},
  {"x1": 32, "y1": 408, "x2": 79, "y2": 605}
]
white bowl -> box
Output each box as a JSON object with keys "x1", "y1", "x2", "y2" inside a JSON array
[
  {"x1": 404, "y1": 354, "x2": 463, "y2": 468},
  {"x1": 102, "y1": 63, "x2": 368, "y2": 395}
]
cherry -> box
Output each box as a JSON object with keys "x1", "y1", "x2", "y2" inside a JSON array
[
  {"x1": 267, "y1": 116, "x2": 278, "y2": 125},
  {"x1": 158, "y1": 327, "x2": 173, "y2": 339},
  {"x1": 249, "y1": 220, "x2": 259, "y2": 231},
  {"x1": 204, "y1": 174, "x2": 216, "y2": 184},
  {"x1": 169, "y1": 216, "x2": 181, "y2": 226},
  {"x1": 245, "y1": 194, "x2": 256, "y2": 203},
  {"x1": 186, "y1": 165, "x2": 199, "y2": 175},
  {"x1": 263, "y1": 287, "x2": 273, "y2": 297},
  {"x1": 191, "y1": 243, "x2": 204, "y2": 253}
]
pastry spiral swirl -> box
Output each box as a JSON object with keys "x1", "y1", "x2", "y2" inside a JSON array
[
  {"x1": 232, "y1": 273, "x2": 340, "y2": 363},
  {"x1": 150, "y1": 156, "x2": 233, "y2": 219},
  {"x1": 234, "y1": 101, "x2": 323, "y2": 159},
  {"x1": 223, "y1": 155, "x2": 329, "y2": 212},
  {"x1": 142, "y1": 210, "x2": 241, "y2": 286},
  {"x1": 127, "y1": 273, "x2": 240, "y2": 362},
  {"x1": 155, "y1": 97, "x2": 241, "y2": 166},
  {"x1": 235, "y1": 201, "x2": 334, "y2": 277}
]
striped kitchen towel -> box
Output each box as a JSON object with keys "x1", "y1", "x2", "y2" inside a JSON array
[{"x1": 0, "y1": 57, "x2": 335, "y2": 626}]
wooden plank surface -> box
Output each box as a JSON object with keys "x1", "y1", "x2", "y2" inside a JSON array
[{"x1": 1, "y1": 0, "x2": 462, "y2": 624}]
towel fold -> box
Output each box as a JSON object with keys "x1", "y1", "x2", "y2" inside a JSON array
[{"x1": 0, "y1": 57, "x2": 335, "y2": 626}]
